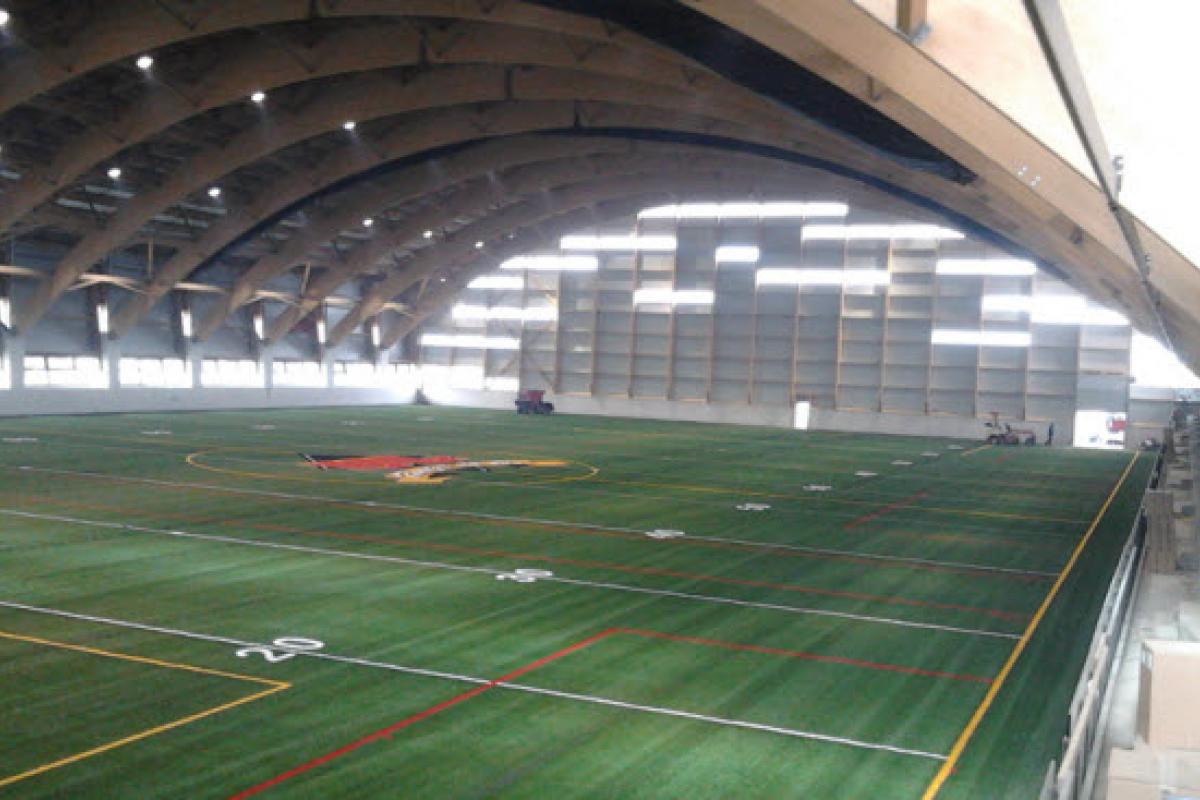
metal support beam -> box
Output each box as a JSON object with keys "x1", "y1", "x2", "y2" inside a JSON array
[{"x1": 1023, "y1": 0, "x2": 1176, "y2": 354}]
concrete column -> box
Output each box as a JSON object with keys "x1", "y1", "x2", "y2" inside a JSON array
[
  {"x1": 5, "y1": 333, "x2": 25, "y2": 390},
  {"x1": 104, "y1": 339, "x2": 120, "y2": 390}
]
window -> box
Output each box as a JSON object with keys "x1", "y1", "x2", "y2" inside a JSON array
[
  {"x1": 331, "y1": 361, "x2": 418, "y2": 390},
  {"x1": 419, "y1": 364, "x2": 484, "y2": 391},
  {"x1": 199, "y1": 359, "x2": 263, "y2": 388},
  {"x1": 484, "y1": 376, "x2": 519, "y2": 392},
  {"x1": 119, "y1": 358, "x2": 192, "y2": 388},
  {"x1": 23, "y1": 355, "x2": 108, "y2": 388},
  {"x1": 272, "y1": 360, "x2": 327, "y2": 388}
]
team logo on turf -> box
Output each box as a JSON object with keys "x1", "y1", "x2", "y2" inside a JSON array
[{"x1": 299, "y1": 453, "x2": 568, "y2": 485}]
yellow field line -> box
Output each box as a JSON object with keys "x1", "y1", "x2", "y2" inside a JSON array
[
  {"x1": 920, "y1": 451, "x2": 1140, "y2": 799},
  {"x1": 0, "y1": 684, "x2": 288, "y2": 789},
  {"x1": 0, "y1": 629, "x2": 286, "y2": 687},
  {"x1": 0, "y1": 629, "x2": 289, "y2": 789},
  {"x1": 959, "y1": 444, "x2": 992, "y2": 458}
]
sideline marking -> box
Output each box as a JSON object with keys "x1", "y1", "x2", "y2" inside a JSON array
[
  {"x1": 4, "y1": 465, "x2": 1056, "y2": 579},
  {"x1": 920, "y1": 452, "x2": 1141, "y2": 799},
  {"x1": 0, "y1": 629, "x2": 287, "y2": 789},
  {"x1": 0, "y1": 508, "x2": 1020, "y2": 640},
  {"x1": 0, "y1": 601, "x2": 949, "y2": 777}
]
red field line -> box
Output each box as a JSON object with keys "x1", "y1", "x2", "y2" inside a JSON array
[
  {"x1": 843, "y1": 490, "x2": 930, "y2": 530},
  {"x1": 617, "y1": 628, "x2": 992, "y2": 684},
  {"x1": 226, "y1": 629, "x2": 621, "y2": 799},
  {"x1": 0, "y1": 490, "x2": 1031, "y2": 624}
]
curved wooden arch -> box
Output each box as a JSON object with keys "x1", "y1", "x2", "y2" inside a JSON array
[
  {"x1": 0, "y1": 0, "x2": 659, "y2": 116},
  {"x1": 263, "y1": 143, "x2": 901, "y2": 344},
  {"x1": 193, "y1": 136, "x2": 640, "y2": 341},
  {"x1": 1, "y1": 17, "x2": 750, "y2": 234},
  {"x1": 19, "y1": 62, "x2": 846, "y2": 333},
  {"x1": 111, "y1": 78, "x2": 940, "y2": 341},
  {"x1": 106, "y1": 99, "x2": 806, "y2": 338},
  {"x1": 205, "y1": 133, "x2": 955, "y2": 344}
]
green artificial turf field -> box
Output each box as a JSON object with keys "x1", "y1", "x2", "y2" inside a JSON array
[{"x1": 0, "y1": 406, "x2": 1152, "y2": 798}]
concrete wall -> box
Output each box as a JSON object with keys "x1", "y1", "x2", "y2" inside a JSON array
[
  {"x1": 428, "y1": 388, "x2": 795, "y2": 428},
  {"x1": 419, "y1": 214, "x2": 1131, "y2": 438}
]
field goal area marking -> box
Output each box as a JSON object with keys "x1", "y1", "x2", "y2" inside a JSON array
[
  {"x1": 921, "y1": 452, "x2": 1141, "y2": 799},
  {"x1": 0, "y1": 629, "x2": 288, "y2": 790},
  {"x1": 230, "y1": 626, "x2": 956, "y2": 798}
]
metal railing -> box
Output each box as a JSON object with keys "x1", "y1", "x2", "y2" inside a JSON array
[{"x1": 1038, "y1": 446, "x2": 1164, "y2": 800}]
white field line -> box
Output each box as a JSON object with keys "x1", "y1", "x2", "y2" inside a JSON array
[
  {"x1": 0, "y1": 598, "x2": 946, "y2": 761},
  {"x1": 5, "y1": 465, "x2": 1054, "y2": 579},
  {"x1": 0, "y1": 507, "x2": 1020, "y2": 641}
]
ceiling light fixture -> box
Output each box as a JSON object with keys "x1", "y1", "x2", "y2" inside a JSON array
[
  {"x1": 714, "y1": 245, "x2": 760, "y2": 264},
  {"x1": 468, "y1": 275, "x2": 524, "y2": 290},
  {"x1": 362, "y1": 217, "x2": 373, "y2": 228},
  {"x1": 207, "y1": 186, "x2": 221, "y2": 199},
  {"x1": 136, "y1": 54, "x2": 154, "y2": 71},
  {"x1": 639, "y1": 202, "x2": 849, "y2": 220},
  {"x1": 500, "y1": 255, "x2": 598, "y2": 272},
  {"x1": 342, "y1": 120, "x2": 356, "y2": 131},
  {"x1": 931, "y1": 329, "x2": 1032, "y2": 347},
  {"x1": 802, "y1": 224, "x2": 963, "y2": 241},
  {"x1": 106, "y1": 166, "x2": 122, "y2": 180},
  {"x1": 250, "y1": 90, "x2": 266, "y2": 104},
  {"x1": 560, "y1": 234, "x2": 676, "y2": 252},
  {"x1": 632, "y1": 288, "x2": 715, "y2": 306},
  {"x1": 936, "y1": 258, "x2": 1037, "y2": 277},
  {"x1": 755, "y1": 268, "x2": 890, "y2": 288}
]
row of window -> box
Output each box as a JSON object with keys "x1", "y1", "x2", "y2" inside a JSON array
[{"x1": 2, "y1": 358, "x2": 517, "y2": 391}]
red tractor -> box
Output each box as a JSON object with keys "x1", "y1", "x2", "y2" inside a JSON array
[{"x1": 515, "y1": 389, "x2": 554, "y2": 415}]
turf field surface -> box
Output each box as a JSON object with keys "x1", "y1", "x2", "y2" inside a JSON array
[{"x1": 0, "y1": 406, "x2": 1151, "y2": 798}]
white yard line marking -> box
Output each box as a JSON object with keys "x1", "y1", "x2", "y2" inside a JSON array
[
  {"x1": 0, "y1": 599, "x2": 947, "y2": 761},
  {"x1": 4, "y1": 465, "x2": 1055, "y2": 579},
  {"x1": 0, "y1": 507, "x2": 1020, "y2": 641}
]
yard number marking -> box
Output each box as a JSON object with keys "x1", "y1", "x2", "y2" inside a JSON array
[
  {"x1": 802, "y1": 484, "x2": 833, "y2": 492},
  {"x1": 236, "y1": 636, "x2": 325, "y2": 663},
  {"x1": 495, "y1": 568, "x2": 554, "y2": 583},
  {"x1": 735, "y1": 503, "x2": 771, "y2": 512},
  {"x1": 646, "y1": 529, "x2": 685, "y2": 539}
]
